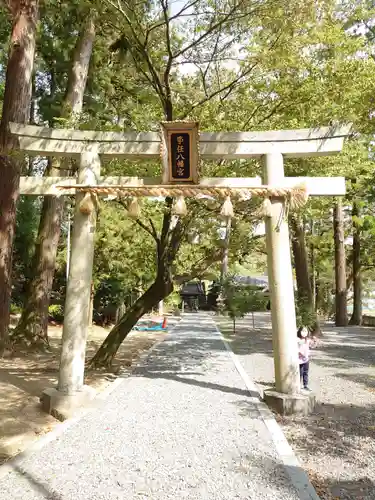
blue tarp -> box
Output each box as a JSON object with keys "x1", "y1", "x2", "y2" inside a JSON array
[{"x1": 133, "y1": 324, "x2": 166, "y2": 331}]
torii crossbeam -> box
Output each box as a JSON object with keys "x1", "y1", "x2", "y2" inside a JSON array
[{"x1": 10, "y1": 122, "x2": 350, "y2": 418}]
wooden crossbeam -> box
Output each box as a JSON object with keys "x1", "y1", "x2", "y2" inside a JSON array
[
  {"x1": 10, "y1": 123, "x2": 351, "y2": 159},
  {"x1": 19, "y1": 176, "x2": 346, "y2": 196}
]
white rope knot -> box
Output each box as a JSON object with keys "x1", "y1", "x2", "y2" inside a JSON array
[
  {"x1": 172, "y1": 195, "x2": 187, "y2": 216},
  {"x1": 260, "y1": 198, "x2": 272, "y2": 218},
  {"x1": 220, "y1": 196, "x2": 234, "y2": 219},
  {"x1": 127, "y1": 198, "x2": 141, "y2": 218}
]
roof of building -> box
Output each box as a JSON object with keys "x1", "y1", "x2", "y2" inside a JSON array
[
  {"x1": 180, "y1": 282, "x2": 206, "y2": 296},
  {"x1": 232, "y1": 275, "x2": 268, "y2": 288}
]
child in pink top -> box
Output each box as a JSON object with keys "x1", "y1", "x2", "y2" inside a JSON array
[{"x1": 297, "y1": 326, "x2": 318, "y2": 391}]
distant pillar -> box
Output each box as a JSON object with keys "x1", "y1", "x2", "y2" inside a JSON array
[{"x1": 262, "y1": 153, "x2": 300, "y2": 395}]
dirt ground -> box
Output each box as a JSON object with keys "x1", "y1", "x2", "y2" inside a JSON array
[{"x1": 0, "y1": 320, "x2": 167, "y2": 466}]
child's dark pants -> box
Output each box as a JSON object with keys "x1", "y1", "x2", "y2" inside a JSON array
[{"x1": 299, "y1": 361, "x2": 309, "y2": 388}]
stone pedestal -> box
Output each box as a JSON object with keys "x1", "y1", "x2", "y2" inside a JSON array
[
  {"x1": 40, "y1": 386, "x2": 96, "y2": 422},
  {"x1": 264, "y1": 389, "x2": 316, "y2": 416}
]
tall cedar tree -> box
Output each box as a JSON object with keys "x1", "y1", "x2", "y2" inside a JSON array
[
  {"x1": 349, "y1": 200, "x2": 362, "y2": 325},
  {"x1": 13, "y1": 15, "x2": 96, "y2": 348},
  {"x1": 333, "y1": 199, "x2": 348, "y2": 326},
  {"x1": 290, "y1": 216, "x2": 321, "y2": 334},
  {"x1": 0, "y1": 0, "x2": 39, "y2": 354}
]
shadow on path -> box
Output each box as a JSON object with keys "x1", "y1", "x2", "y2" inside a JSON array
[
  {"x1": 135, "y1": 329, "x2": 261, "y2": 398},
  {"x1": 12, "y1": 464, "x2": 63, "y2": 500},
  {"x1": 142, "y1": 371, "x2": 260, "y2": 399}
]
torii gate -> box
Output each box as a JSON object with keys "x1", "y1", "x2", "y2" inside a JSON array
[{"x1": 11, "y1": 122, "x2": 349, "y2": 418}]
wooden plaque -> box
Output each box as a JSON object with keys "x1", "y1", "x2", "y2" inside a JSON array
[{"x1": 160, "y1": 121, "x2": 200, "y2": 184}]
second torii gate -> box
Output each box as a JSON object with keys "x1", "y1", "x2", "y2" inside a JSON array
[{"x1": 11, "y1": 122, "x2": 349, "y2": 418}]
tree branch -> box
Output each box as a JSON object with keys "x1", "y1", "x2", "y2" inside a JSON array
[
  {"x1": 106, "y1": 0, "x2": 166, "y2": 104},
  {"x1": 160, "y1": 0, "x2": 173, "y2": 119},
  {"x1": 172, "y1": 1, "x2": 247, "y2": 60},
  {"x1": 117, "y1": 199, "x2": 159, "y2": 242},
  {"x1": 179, "y1": 61, "x2": 258, "y2": 119},
  {"x1": 255, "y1": 100, "x2": 284, "y2": 126},
  {"x1": 160, "y1": 197, "x2": 173, "y2": 248},
  {"x1": 174, "y1": 248, "x2": 222, "y2": 284},
  {"x1": 167, "y1": 216, "x2": 190, "y2": 263},
  {"x1": 169, "y1": 0, "x2": 201, "y2": 22},
  {"x1": 178, "y1": 27, "x2": 284, "y2": 120},
  {"x1": 173, "y1": 57, "x2": 246, "y2": 66},
  {"x1": 134, "y1": 218, "x2": 159, "y2": 241},
  {"x1": 201, "y1": 29, "x2": 221, "y2": 88},
  {"x1": 148, "y1": 217, "x2": 158, "y2": 240}
]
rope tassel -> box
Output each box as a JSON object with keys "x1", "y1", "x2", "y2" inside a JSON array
[
  {"x1": 220, "y1": 195, "x2": 234, "y2": 219},
  {"x1": 79, "y1": 193, "x2": 95, "y2": 214},
  {"x1": 172, "y1": 195, "x2": 187, "y2": 216},
  {"x1": 127, "y1": 197, "x2": 141, "y2": 218},
  {"x1": 260, "y1": 198, "x2": 272, "y2": 218}
]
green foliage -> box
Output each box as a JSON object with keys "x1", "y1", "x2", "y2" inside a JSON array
[
  {"x1": 221, "y1": 277, "x2": 268, "y2": 331},
  {"x1": 10, "y1": 303, "x2": 22, "y2": 315},
  {"x1": 12, "y1": 196, "x2": 41, "y2": 305},
  {"x1": 164, "y1": 291, "x2": 181, "y2": 311},
  {"x1": 8, "y1": 0, "x2": 375, "y2": 330},
  {"x1": 92, "y1": 201, "x2": 157, "y2": 311},
  {"x1": 48, "y1": 304, "x2": 64, "y2": 322},
  {"x1": 295, "y1": 299, "x2": 318, "y2": 330}
]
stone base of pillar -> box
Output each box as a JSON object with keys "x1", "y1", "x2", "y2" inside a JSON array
[
  {"x1": 263, "y1": 389, "x2": 316, "y2": 416},
  {"x1": 40, "y1": 386, "x2": 97, "y2": 422}
]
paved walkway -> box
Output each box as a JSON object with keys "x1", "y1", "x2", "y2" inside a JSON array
[{"x1": 0, "y1": 314, "x2": 316, "y2": 499}]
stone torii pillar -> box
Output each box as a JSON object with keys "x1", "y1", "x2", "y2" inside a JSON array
[
  {"x1": 261, "y1": 153, "x2": 306, "y2": 414},
  {"x1": 41, "y1": 151, "x2": 100, "y2": 419}
]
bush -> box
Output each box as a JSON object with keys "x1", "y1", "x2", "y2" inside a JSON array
[
  {"x1": 10, "y1": 303, "x2": 22, "y2": 315},
  {"x1": 221, "y1": 277, "x2": 268, "y2": 332},
  {"x1": 295, "y1": 298, "x2": 317, "y2": 330},
  {"x1": 48, "y1": 304, "x2": 64, "y2": 323},
  {"x1": 164, "y1": 291, "x2": 181, "y2": 311}
]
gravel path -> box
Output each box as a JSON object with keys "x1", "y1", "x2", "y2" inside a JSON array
[
  {"x1": 217, "y1": 313, "x2": 375, "y2": 500},
  {"x1": 0, "y1": 313, "x2": 312, "y2": 500}
]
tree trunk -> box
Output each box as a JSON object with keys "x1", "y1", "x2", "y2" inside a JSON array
[
  {"x1": 88, "y1": 281, "x2": 94, "y2": 327},
  {"x1": 315, "y1": 269, "x2": 320, "y2": 311},
  {"x1": 90, "y1": 273, "x2": 173, "y2": 368},
  {"x1": 61, "y1": 15, "x2": 96, "y2": 121},
  {"x1": 310, "y1": 221, "x2": 316, "y2": 311},
  {"x1": 290, "y1": 217, "x2": 312, "y2": 302},
  {"x1": 90, "y1": 202, "x2": 187, "y2": 368},
  {"x1": 290, "y1": 216, "x2": 321, "y2": 334},
  {"x1": 12, "y1": 159, "x2": 64, "y2": 348},
  {"x1": 310, "y1": 243, "x2": 316, "y2": 310},
  {"x1": 0, "y1": 0, "x2": 38, "y2": 354},
  {"x1": 12, "y1": 15, "x2": 95, "y2": 348},
  {"x1": 115, "y1": 302, "x2": 126, "y2": 323},
  {"x1": 349, "y1": 201, "x2": 362, "y2": 325},
  {"x1": 333, "y1": 199, "x2": 348, "y2": 326}
]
